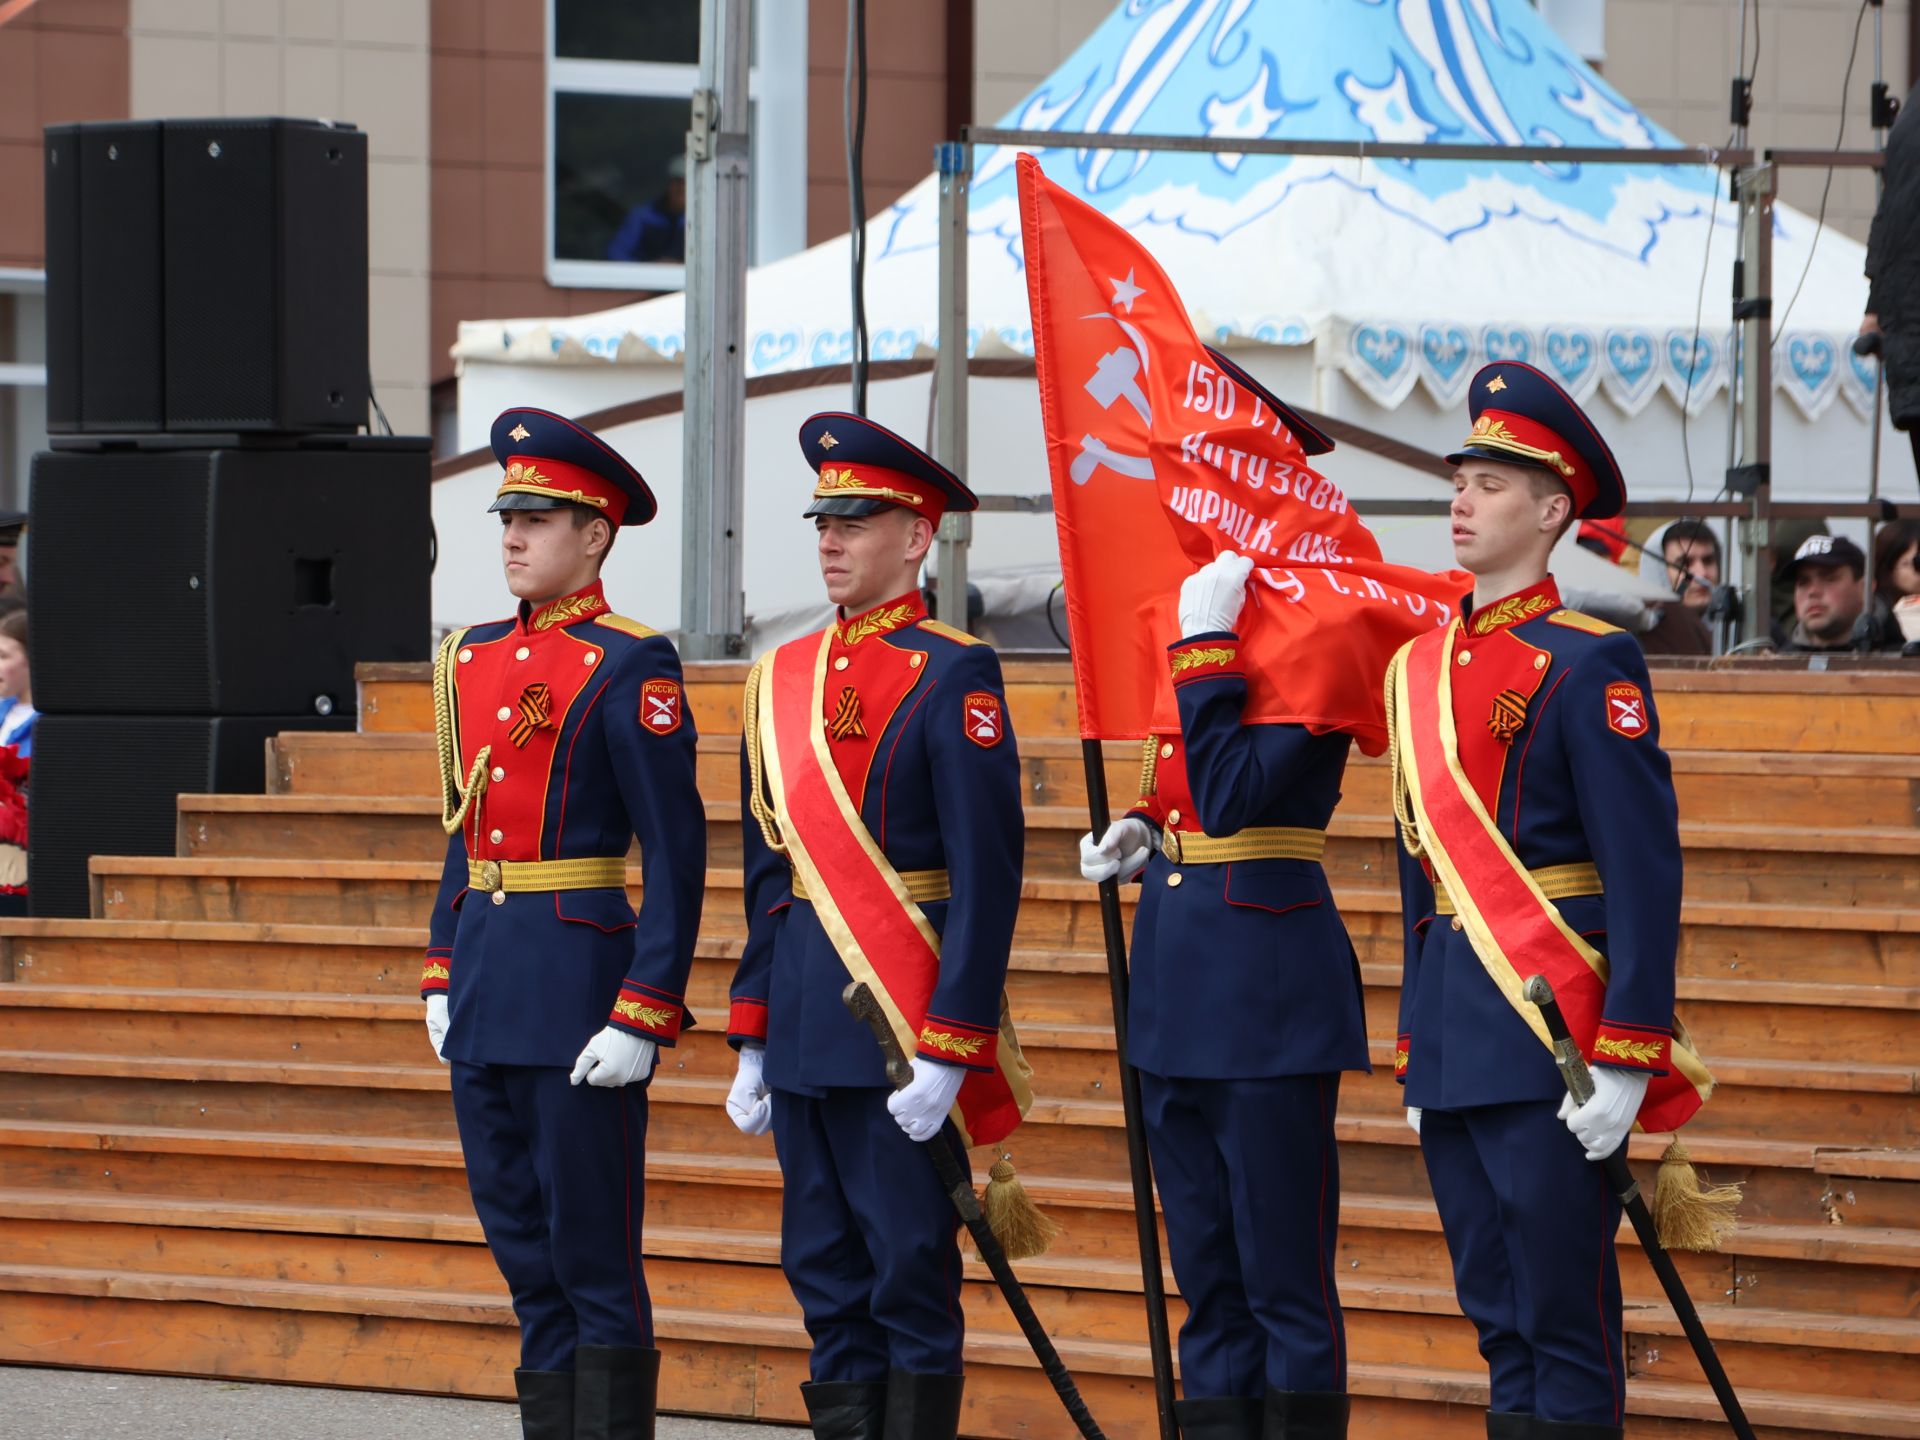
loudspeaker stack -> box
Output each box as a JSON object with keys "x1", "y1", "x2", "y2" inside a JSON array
[{"x1": 30, "y1": 118, "x2": 431, "y2": 916}]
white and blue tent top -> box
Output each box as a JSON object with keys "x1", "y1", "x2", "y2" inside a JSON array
[{"x1": 453, "y1": 0, "x2": 1874, "y2": 424}]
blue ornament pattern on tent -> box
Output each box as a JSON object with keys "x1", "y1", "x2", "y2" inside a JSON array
[
  {"x1": 1601, "y1": 329, "x2": 1660, "y2": 415},
  {"x1": 1419, "y1": 324, "x2": 1474, "y2": 405},
  {"x1": 1541, "y1": 328, "x2": 1600, "y2": 400},
  {"x1": 1842, "y1": 341, "x2": 1880, "y2": 418},
  {"x1": 1481, "y1": 326, "x2": 1532, "y2": 364},
  {"x1": 1661, "y1": 330, "x2": 1722, "y2": 414},
  {"x1": 1781, "y1": 333, "x2": 1843, "y2": 419},
  {"x1": 1345, "y1": 321, "x2": 1419, "y2": 406}
]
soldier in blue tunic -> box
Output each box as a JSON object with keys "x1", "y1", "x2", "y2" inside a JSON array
[{"x1": 422, "y1": 409, "x2": 706, "y2": 1440}]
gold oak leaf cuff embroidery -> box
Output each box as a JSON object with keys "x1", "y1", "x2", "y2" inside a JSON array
[
  {"x1": 421, "y1": 962, "x2": 450, "y2": 982},
  {"x1": 1593, "y1": 1035, "x2": 1665, "y2": 1065},
  {"x1": 1170, "y1": 646, "x2": 1237, "y2": 675},
  {"x1": 919, "y1": 1027, "x2": 986, "y2": 1059},
  {"x1": 1394, "y1": 1047, "x2": 1409, "y2": 1072},
  {"x1": 828, "y1": 686, "x2": 867, "y2": 741},
  {"x1": 613, "y1": 999, "x2": 676, "y2": 1030}
]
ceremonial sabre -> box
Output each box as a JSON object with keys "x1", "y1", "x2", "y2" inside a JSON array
[
  {"x1": 1523, "y1": 975, "x2": 1757, "y2": 1440},
  {"x1": 843, "y1": 981, "x2": 1110, "y2": 1440}
]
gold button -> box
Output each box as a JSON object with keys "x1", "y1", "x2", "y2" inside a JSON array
[
  {"x1": 492, "y1": 891, "x2": 507, "y2": 906},
  {"x1": 1456, "y1": 651, "x2": 1472, "y2": 666},
  {"x1": 1160, "y1": 742, "x2": 1173, "y2": 759},
  {"x1": 1167, "y1": 872, "x2": 1183, "y2": 888},
  {"x1": 516, "y1": 646, "x2": 530, "y2": 661},
  {"x1": 491, "y1": 766, "x2": 506, "y2": 783},
  {"x1": 1533, "y1": 654, "x2": 1548, "y2": 670},
  {"x1": 910, "y1": 653, "x2": 923, "y2": 668},
  {"x1": 584, "y1": 651, "x2": 597, "y2": 665},
  {"x1": 834, "y1": 656, "x2": 850, "y2": 671},
  {"x1": 496, "y1": 706, "x2": 512, "y2": 721},
  {"x1": 1451, "y1": 916, "x2": 1464, "y2": 931},
  {"x1": 489, "y1": 829, "x2": 503, "y2": 845},
  {"x1": 1167, "y1": 808, "x2": 1181, "y2": 826},
  {"x1": 457, "y1": 648, "x2": 472, "y2": 664}
]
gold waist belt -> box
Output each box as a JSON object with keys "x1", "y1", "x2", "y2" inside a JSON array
[
  {"x1": 790, "y1": 868, "x2": 952, "y2": 903},
  {"x1": 1433, "y1": 862, "x2": 1603, "y2": 916},
  {"x1": 468, "y1": 856, "x2": 627, "y2": 894},
  {"x1": 1161, "y1": 825, "x2": 1327, "y2": 865}
]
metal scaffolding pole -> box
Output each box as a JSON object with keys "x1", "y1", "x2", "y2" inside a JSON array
[
  {"x1": 934, "y1": 141, "x2": 972, "y2": 630},
  {"x1": 678, "y1": 0, "x2": 751, "y2": 660},
  {"x1": 1732, "y1": 162, "x2": 1776, "y2": 643}
]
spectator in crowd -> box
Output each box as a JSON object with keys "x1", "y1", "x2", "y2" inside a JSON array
[
  {"x1": 1774, "y1": 535, "x2": 1877, "y2": 652},
  {"x1": 0, "y1": 608, "x2": 32, "y2": 756},
  {"x1": 1638, "y1": 520, "x2": 1719, "y2": 656},
  {"x1": 1862, "y1": 79, "x2": 1920, "y2": 482},
  {"x1": 1873, "y1": 520, "x2": 1920, "y2": 652},
  {"x1": 0, "y1": 512, "x2": 25, "y2": 600},
  {"x1": 607, "y1": 154, "x2": 686, "y2": 263}
]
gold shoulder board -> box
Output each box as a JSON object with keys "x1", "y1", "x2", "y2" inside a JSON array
[
  {"x1": 1544, "y1": 609, "x2": 1622, "y2": 637},
  {"x1": 916, "y1": 617, "x2": 986, "y2": 647},
  {"x1": 595, "y1": 614, "x2": 661, "y2": 641}
]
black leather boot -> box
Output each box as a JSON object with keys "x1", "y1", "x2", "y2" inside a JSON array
[
  {"x1": 514, "y1": 1368, "x2": 574, "y2": 1440},
  {"x1": 1529, "y1": 1420, "x2": 1624, "y2": 1440},
  {"x1": 1175, "y1": 1395, "x2": 1264, "y2": 1440},
  {"x1": 801, "y1": 1380, "x2": 890, "y2": 1440},
  {"x1": 881, "y1": 1370, "x2": 966, "y2": 1440},
  {"x1": 574, "y1": 1344, "x2": 661, "y2": 1440},
  {"x1": 1262, "y1": 1388, "x2": 1349, "y2": 1440},
  {"x1": 1486, "y1": 1413, "x2": 1530, "y2": 1439}
]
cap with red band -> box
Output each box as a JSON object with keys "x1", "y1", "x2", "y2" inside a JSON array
[
  {"x1": 798, "y1": 411, "x2": 977, "y2": 524},
  {"x1": 1445, "y1": 362, "x2": 1625, "y2": 519},
  {"x1": 489, "y1": 407, "x2": 657, "y2": 527}
]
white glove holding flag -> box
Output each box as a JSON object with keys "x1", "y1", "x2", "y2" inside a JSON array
[
  {"x1": 424, "y1": 994, "x2": 449, "y2": 1064},
  {"x1": 726, "y1": 1043, "x2": 773, "y2": 1136},
  {"x1": 1557, "y1": 1067, "x2": 1650, "y2": 1161},
  {"x1": 569, "y1": 1026, "x2": 658, "y2": 1088},
  {"x1": 1079, "y1": 817, "x2": 1156, "y2": 884},
  {"x1": 1178, "y1": 551, "x2": 1256, "y2": 637},
  {"x1": 886, "y1": 1056, "x2": 967, "y2": 1142}
]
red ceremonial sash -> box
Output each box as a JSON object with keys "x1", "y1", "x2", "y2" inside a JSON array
[
  {"x1": 755, "y1": 631, "x2": 1032, "y2": 1149},
  {"x1": 1389, "y1": 623, "x2": 1711, "y2": 1134}
]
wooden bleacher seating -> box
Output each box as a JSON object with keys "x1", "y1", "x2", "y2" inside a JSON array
[{"x1": 0, "y1": 659, "x2": 1916, "y2": 1438}]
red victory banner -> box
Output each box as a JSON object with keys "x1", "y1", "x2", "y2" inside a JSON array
[{"x1": 1018, "y1": 153, "x2": 1468, "y2": 753}]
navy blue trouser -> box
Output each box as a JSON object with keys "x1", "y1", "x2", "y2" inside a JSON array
[
  {"x1": 1140, "y1": 1072, "x2": 1347, "y2": 1398},
  {"x1": 450, "y1": 1062, "x2": 653, "y2": 1371},
  {"x1": 1419, "y1": 1101, "x2": 1626, "y2": 1426},
  {"x1": 771, "y1": 1086, "x2": 968, "y2": 1380}
]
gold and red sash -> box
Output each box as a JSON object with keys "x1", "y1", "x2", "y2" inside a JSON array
[
  {"x1": 1388, "y1": 623, "x2": 1711, "y2": 1133},
  {"x1": 754, "y1": 630, "x2": 1033, "y2": 1148}
]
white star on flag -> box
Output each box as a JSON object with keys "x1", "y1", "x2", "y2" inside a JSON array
[{"x1": 1109, "y1": 268, "x2": 1144, "y2": 313}]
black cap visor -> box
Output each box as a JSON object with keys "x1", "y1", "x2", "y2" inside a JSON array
[
  {"x1": 804, "y1": 494, "x2": 902, "y2": 519},
  {"x1": 489, "y1": 492, "x2": 606, "y2": 515}
]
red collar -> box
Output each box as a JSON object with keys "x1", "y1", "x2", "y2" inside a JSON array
[
  {"x1": 523, "y1": 580, "x2": 610, "y2": 635},
  {"x1": 1463, "y1": 575, "x2": 1561, "y2": 638},
  {"x1": 836, "y1": 590, "x2": 925, "y2": 646}
]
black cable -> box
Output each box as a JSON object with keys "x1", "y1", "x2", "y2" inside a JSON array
[
  {"x1": 1046, "y1": 580, "x2": 1070, "y2": 650},
  {"x1": 845, "y1": 0, "x2": 870, "y2": 415},
  {"x1": 1774, "y1": 0, "x2": 1871, "y2": 342}
]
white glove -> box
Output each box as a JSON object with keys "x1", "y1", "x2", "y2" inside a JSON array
[
  {"x1": 424, "y1": 994, "x2": 449, "y2": 1064},
  {"x1": 1406, "y1": 1106, "x2": 1421, "y2": 1136},
  {"x1": 1557, "y1": 1067, "x2": 1650, "y2": 1161},
  {"x1": 1079, "y1": 817, "x2": 1155, "y2": 884},
  {"x1": 568, "y1": 1025, "x2": 658, "y2": 1088},
  {"x1": 1177, "y1": 551, "x2": 1256, "y2": 637},
  {"x1": 886, "y1": 1056, "x2": 967, "y2": 1142},
  {"x1": 727, "y1": 1043, "x2": 773, "y2": 1136}
]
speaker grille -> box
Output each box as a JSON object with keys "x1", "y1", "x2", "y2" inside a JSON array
[{"x1": 78, "y1": 123, "x2": 164, "y2": 431}]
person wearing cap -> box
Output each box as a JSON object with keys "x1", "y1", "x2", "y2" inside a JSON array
[
  {"x1": 421, "y1": 408, "x2": 705, "y2": 1440},
  {"x1": 0, "y1": 510, "x2": 27, "y2": 598},
  {"x1": 1385, "y1": 363, "x2": 1713, "y2": 1440},
  {"x1": 1774, "y1": 533, "x2": 1876, "y2": 652},
  {"x1": 723, "y1": 412, "x2": 1029, "y2": 1440},
  {"x1": 1077, "y1": 365, "x2": 1362, "y2": 1440}
]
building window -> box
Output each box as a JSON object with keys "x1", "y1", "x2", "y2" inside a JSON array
[{"x1": 546, "y1": 0, "x2": 808, "y2": 291}]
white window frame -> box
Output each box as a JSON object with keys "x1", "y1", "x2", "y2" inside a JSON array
[{"x1": 545, "y1": 0, "x2": 809, "y2": 291}]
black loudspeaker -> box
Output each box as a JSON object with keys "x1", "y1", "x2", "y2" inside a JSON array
[
  {"x1": 44, "y1": 123, "x2": 166, "y2": 433},
  {"x1": 26, "y1": 713, "x2": 353, "y2": 918},
  {"x1": 28, "y1": 439, "x2": 431, "y2": 714},
  {"x1": 43, "y1": 117, "x2": 368, "y2": 435}
]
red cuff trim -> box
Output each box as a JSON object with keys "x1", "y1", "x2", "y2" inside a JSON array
[
  {"x1": 610, "y1": 984, "x2": 685, "y2": 1043},
  {"x1": 1591, "y1": 1020, "x2": 1670, "y2": 1074},
  {"x1": 1169, "y1": 638, "x2": 1244, "y2": 687},
  {"x1": 917, "y1": 1013, "x2": 998, "y2": 1072},
  {"x1": 1393, "y1": 1033, "x2": 1410, "y2": 1080},
  {"x1": 420, "y1": 958, "x2": 450, "y2": 994},
  {"x1": 728, "y1": 997, "x2": 769, "y2": 1042}
]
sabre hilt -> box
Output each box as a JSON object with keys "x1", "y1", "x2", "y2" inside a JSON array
[
  {"x1": 843, "y1": 981, "x2": 915, "y2": 1090},
  {"x1": 1523, "y1": 974, "x2": 1596, "y2": 1108}
]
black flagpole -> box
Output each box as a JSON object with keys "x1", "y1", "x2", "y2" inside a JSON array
[{"x1": 1083, "y1": 739, "x2": 1179, "y2": 1440}]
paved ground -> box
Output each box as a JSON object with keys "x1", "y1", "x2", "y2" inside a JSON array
[{"x1": 0, "y1": 1367, "x2": 809, "y2": 1440}]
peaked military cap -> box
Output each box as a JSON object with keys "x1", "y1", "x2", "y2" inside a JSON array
[
  {"x1": 1447, "y1": 361, "x2": 1625, "y2": 520},
  {"x1": 799, "y1": 412, "x2": 975, "y2": 524},
  {"x1": 490, "y1": 408, "x2": 657, "y2": 527},
  {"x1": 1204, "y1": 347, "x2": 1335, "y2": 456}
]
